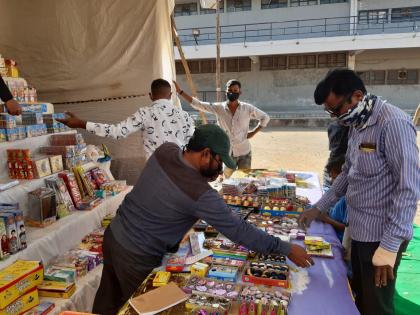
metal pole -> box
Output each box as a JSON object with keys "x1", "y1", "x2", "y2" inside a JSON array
[{"x1": 216, "y1": 0, "x2": 222, "y2": 103}]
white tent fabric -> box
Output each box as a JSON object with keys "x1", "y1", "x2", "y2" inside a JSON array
[
  {"x1": 0, "y1": 0, "x2": 175, "y2": 102},
  {"x1": 0, "y1": 0, "x2": 177, "y2": 183}
]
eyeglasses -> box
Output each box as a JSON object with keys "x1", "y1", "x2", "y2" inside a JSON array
[{"x1": 324, "y1": 95, "x2": 352, "y2": 116}]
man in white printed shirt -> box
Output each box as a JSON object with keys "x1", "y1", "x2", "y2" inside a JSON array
[
  {"x1": 174, "y1": 79, "x2": 270, "y2": 176},
  {"x1": 58, "y1": 79, "x2": 195, "y2": 159}
]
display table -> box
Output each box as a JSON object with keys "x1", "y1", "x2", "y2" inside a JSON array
[
  {"x1": 0, "y1": 187, "x2": 131, "y2": 270},
  {"x1": 118, "y1": 171, "x2": 359, "y2": 315}
]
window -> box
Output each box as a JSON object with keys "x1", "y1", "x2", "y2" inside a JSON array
[
  {"x1": 174, "y1": 3, "x2": 198, "y2": 17},
  {"x1": 238, "y1": 57, "x2": 252, "y2": 72},
  {"x1": 199, "y1": 59, "x2": 216, "y2": 73},
  {"x1": 188, "y1": 60, "x2": 200, "y2": 74},
  {"x1": 227, "y1": 0, "x2": 252, "y2": 12},
  {"x1": 288, "y1": 55, "x2": 316, "y2": 69},
  {"x1": 318, "y1": 53, "x2": 347, "y2": 68},
  {"x1": 359, "y1": 10, "x2": 388, "y2": 24},
  {"x1": 320, "y1": 0, "x2": 347, "y2": 4},
  {"x1": 290, "y1": 0, "x2": 317, "y2": 7},
  {"x1": 225, "y1": 57, "x2": 251, "y2": 72},
  {"x1": 357, "y1": 70, "x2": 386, "y2": 85},
  {"x1": 387, "y1": 69, "x2": 419, "y2": 85},
  {"x1": 261, "y1": 0, "x2": 287, "y2": 9},
  {"x1": 391, "y1": 7, "x2": 420, "y2": 23},
  {"x1": 175, "y1": 61, "x2": 185, "y2": 74},
  {"x1": 260, "y1": 55, "x2": 287, "y2": 70},
  {"x1": 200, "y1": 0, "x2": 224, "y2": 14}
]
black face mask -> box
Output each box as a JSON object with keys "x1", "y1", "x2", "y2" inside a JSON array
[
  {"x1": 200, "y1": 158, "x2": 223, "y2": 182},
  {"x1": 226, "y1": 92, "x2": 239, "y2": 102}
]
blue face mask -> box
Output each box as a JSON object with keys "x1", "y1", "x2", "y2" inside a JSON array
[{"x1": 337, "y1": 94, "x2": 376, "y2": 128}]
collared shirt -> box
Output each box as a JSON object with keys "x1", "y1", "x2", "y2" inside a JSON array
[
  {"x1": 86, "y1": 99, "x2": 195, "y2": 159},
  {"x1": 191, "y1": 98, "x2": 270, "y2": 157},
  {"x1": 315, "y1": 97, "x2": 420, "y2": 253}
]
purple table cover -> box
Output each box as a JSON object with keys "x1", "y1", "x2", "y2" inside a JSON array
[{"x1": 289, "y1": 221, "x2": 360, "y2": 315}]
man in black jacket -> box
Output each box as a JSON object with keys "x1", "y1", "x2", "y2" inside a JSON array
[{"x1": 0, "y1": 75, "x2": 21, "y2": 115}]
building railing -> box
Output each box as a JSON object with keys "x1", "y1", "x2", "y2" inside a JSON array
[{"x1": 177, "y1": 16, "x2": 419, "y2": 45}]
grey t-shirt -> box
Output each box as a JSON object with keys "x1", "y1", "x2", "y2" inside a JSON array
[{"x1": 111, "y1": 142, "x2": 291, "y2": 259}]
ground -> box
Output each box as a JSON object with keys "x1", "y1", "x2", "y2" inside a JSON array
[{"x1": 249, "y1": 127, "x2": 420, "y2": 225}]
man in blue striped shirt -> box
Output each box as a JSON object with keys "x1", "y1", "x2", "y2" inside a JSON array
[{"x1": 299, "y1": 69, "x2": 420, "y2": 315}]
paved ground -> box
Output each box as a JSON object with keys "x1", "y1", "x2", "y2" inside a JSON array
[{"x1": 249, "y1": 127, "x2": 420, "y2": 225}]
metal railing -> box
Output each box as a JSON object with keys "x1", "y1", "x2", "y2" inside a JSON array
[{"x1": 177, "y1": 16, "x2": 419, "y2": 45}]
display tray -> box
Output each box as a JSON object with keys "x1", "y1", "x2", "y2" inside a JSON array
[{"x1": 241, "y1": 273, "x2": 289, "y2": 289}]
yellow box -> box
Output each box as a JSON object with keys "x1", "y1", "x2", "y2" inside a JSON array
[
  {"x1": 152, "y1": 271, "x2": 171, "y2": 287},
  {"x1": 190, "y1": 262, "x2": 209, "y2": 278},
  {"x1": 0, "y1": 287, "x2": 39, "y2": 315},
  {"x1": 0, "y1": 261, "x2": 43, "y2": 309},
  {"x1": 38, "y1": 281, "x2": 76, "y2": 299}
]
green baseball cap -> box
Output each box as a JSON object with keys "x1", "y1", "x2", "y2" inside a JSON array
[{"x1": 190, "y1": 124, "x2": 236, "y2": 169}]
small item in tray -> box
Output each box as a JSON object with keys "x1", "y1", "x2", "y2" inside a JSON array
[
  {"x1": 184, "y1": 276, "x2": 240, "y2": 299},
  {"x1": 153, "y1": 271, "x2": 171, "y2": 287}
]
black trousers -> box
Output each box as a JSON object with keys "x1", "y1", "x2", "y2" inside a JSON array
[
  {"x1": 92, "y1": 227, "x2": 162, "y2": 315},
  {"x1": 351, "y1": 240, "x2": 408, "y2": 315}
]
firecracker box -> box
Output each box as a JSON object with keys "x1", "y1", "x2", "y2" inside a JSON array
[
  {"x1": 0, "y1": 261, "x2": 43, "y2": 309},
  {"x1": 0, "y1": 287, "x2": 39, "y2": 315},
  {"x1": 37, "y1": 281, "x2": 76, "y2": 299}
]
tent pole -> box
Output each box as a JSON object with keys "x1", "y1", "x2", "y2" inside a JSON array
[
  {"x1": 171, "y1": 16, "x2": 207, "y2": 124},
  {"x1": 215, "y1": 1, "x2": 222, "y2": 103}
]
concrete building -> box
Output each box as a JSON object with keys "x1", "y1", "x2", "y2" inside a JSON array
[{"x1": 174, "y1": 0, "x2": 420, "y2": 119}]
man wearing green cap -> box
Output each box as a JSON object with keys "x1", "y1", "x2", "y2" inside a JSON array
[{"x1": 93, "y1": 124, "x2": 313, "y2": 315}]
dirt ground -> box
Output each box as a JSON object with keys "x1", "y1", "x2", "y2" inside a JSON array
[{"x1": 249, "y1": 127, "x2": 420, "y2": 225}]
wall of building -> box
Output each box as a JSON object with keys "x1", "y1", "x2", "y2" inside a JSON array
[
  {"x1": 355, "y1": 48, "x2": 420, "y2": 109},
  {"x1": 177, "y1": 60, "x2": 330, "y2": 114},
  {"x1": 358, "y1": 0, "x2": 420, "y2": 11},
  {"x1": 175, "y1": 0, "x2": 350, "y2": 30},
  {"x1": 177, "y1": 48, "x2": 420, "y2": 114}
]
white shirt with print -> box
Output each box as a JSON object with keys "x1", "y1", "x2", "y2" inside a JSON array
[{"x1": 86, "y1": 99, "x2": 195, "y2": 159}]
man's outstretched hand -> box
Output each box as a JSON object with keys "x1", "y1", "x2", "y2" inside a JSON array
[
  {"x1": 287, "y1": 244, "x2": 315, "y2": 268},
  {"x1": 298, "y1": 207, "x2": 321, "y2": 229},
  {"x1": 5, "y1": 99, "x2": 21, "y2": 115},
  {"x1": 56, "y1": 112, "x2": 87, "y2": 129}
]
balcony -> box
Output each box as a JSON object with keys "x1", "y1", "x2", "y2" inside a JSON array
[{"x1": 177, "y1": 16, "x2": 419, "y2": 46}]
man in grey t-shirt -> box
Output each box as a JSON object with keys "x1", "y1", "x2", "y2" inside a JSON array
[{"x1": 93, "y1": 124, "x2": 313, "y2": 315}]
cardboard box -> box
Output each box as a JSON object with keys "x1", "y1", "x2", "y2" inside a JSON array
[
  {"x1": 48, "y1": 155, "x2": 63, "y2": 174},
  {"x1": 32, "y1": 157, "x2": 52, "y2": 179},
  {"x1": 22, "y1": 301, "x2": 54, "y2": 315},
  {"x1": 58, "y1": 172, "x2": 82, "y2": 209},
  {"x1": 0, "y1": 287, "x2": 39, "y2": 315},
  {"x1": 1, "y1": 211, "x2": 26, "y2": 250},
  {"x1": 27, "y1": 188, "x2": 57, "y2": 228},
  {"x1": 242, "y1": 273, "x2": 289, "y2": 288},
  {"x1": 38, "y1": 281, "x2": 76, "y2": 299},
  {"x1": 0, "y1": 261, "x2": 43, "y2": 309},
  {"x1": 44, "y1": 267, "x2": 76, "y2": 284},
  {"x1": 0, "y1": 214, "x2": 18, "y2": 254}
]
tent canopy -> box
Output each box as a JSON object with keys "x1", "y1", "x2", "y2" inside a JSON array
[
  {"x1": 0, "y1": 0, "x2": 175, "y2": 103},
  {"x1": 0, "y1": 0, "x2": 177, "y2": 183}
]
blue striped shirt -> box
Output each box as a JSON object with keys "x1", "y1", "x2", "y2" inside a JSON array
[{"x1": 315, "y1": 97, "x2": 420, "y2": 253}]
